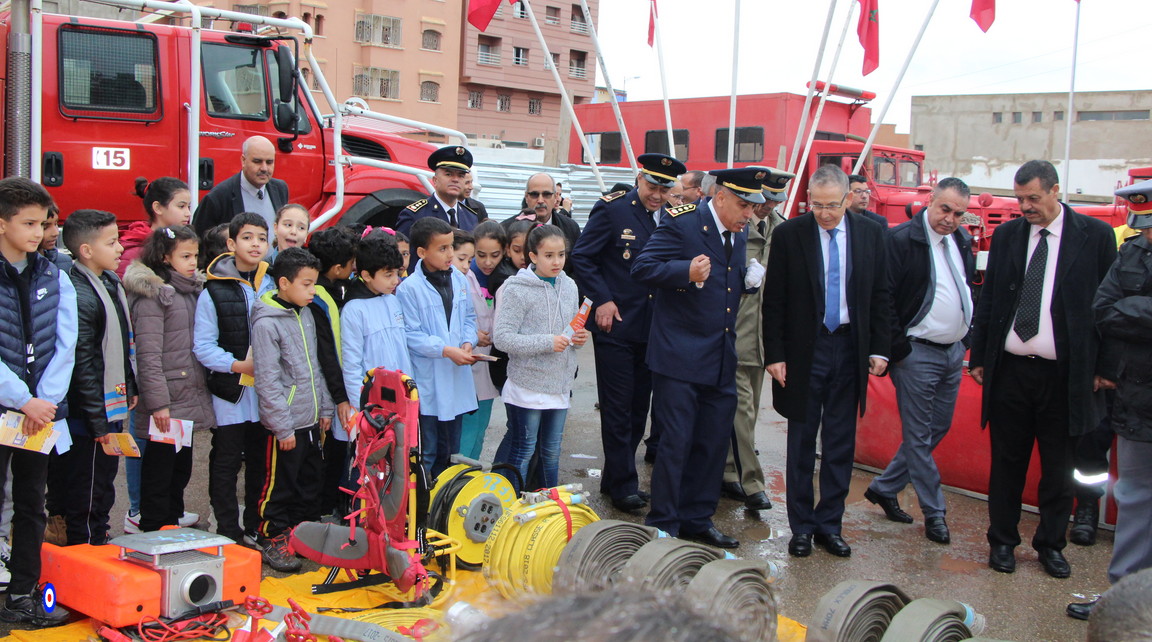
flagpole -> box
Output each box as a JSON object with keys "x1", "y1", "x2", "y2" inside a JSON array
[
  {"x1": 851, "y1": 0, "x2": 940, "y2": 175},
  {"x1": 787, "y1": 0, "x2": 839, "y2": 176},
  {"x1": 523, "y1": 0, "x2": 606, "y2": 191},
  {"x1": 725, "y1": 0, "x2": 741, "y2": 168},
  {"x1": 1062, "y1": 0, "x2": 1082, "y2": 201},
  {"x1": 652, "y1": 3, "x2": 676, "y2": 155},
  {"x1": 579, "y1": 0, "x2": 638, "y2": 173},
  {"x1": 784, "y1": 0, "x2": 856, "y2": 216}
]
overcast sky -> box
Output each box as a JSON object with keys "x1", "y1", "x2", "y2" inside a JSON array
[{"x1": 591, "y1": 0, "x2": 1152, "y2": 133}]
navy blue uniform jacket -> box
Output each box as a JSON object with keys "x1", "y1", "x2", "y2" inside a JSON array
[
  {"x1": 631, "y1": 204, "x2": 746, "y2": 387},
  {"x1": 395, "y1": 194, "x2": 481, "y2": 238}
]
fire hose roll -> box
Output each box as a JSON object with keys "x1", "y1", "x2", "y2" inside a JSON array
[
  {"x1": 618, "y1": 539, "x2": 723, "y2": 592},
  {"x1": 553, "y1": 520, "x2": 660, "y2": 594},
  {"x1": 880, "y1": 599, "x2": 985, "y2": 642},
  {"x1": 806, "y1": 580, "x2": 911, "y2": 642},
  {"x1": 684, "y1": 559, "x2": 779, "y2": 642}
]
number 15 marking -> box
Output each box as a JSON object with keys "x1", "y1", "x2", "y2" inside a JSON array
[{"x1": 92, "y1": 147, "x2": 130, "y2": 170}]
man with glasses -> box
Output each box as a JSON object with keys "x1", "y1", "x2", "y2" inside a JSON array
[
  {"x1": 665, "y1": 180, "x2": 685, "y2": 209},
  {"x1": 763, "y1": 164, "x2": 891, "y2": 558},
  {"x1": 680, "y1": 170, "x2": 707, "y2": 205},
  {"x1": 503, "y1": 172, "x2": 581, "y2": 273},
  {"x1": 848, "y1": 174, "x2": 889, "y2": 228}
]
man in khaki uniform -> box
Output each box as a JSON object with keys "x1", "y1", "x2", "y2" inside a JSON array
[{"x1": 721, "y1": 168, "x2": 794, "y2": 510}]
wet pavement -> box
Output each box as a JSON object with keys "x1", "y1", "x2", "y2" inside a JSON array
[{"x1": 71, "y1": 348, "x2": 1106, "y2": 640}]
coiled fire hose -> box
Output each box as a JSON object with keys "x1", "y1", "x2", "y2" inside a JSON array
[
  {"x1": 806, "y1": 580, "x2": 911, "y2": 642},
  {"x1": 684, "y1": 559, "x2": 779, "y2": 642},
  {"x1": 618, "y1": 538, "x2": 723, "y2": 592},
  {"x1": 427, "y1": 461, "x2": 518, "y2": 570},
  {"x1": 880, "y1": 599, "x2": 986, "y2": 642},
  {"x1": 482, "y1": 485, "x2": 599, "y2": 600},
  {"x1": 553, "y1": 519, "x2": 660, "y2": 594}
]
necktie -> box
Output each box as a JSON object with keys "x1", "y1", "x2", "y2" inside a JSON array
[
  {"x1": 1013, "y1": 228, "x2": 1050, "y2": 342},
  {"x1": 941, "y1": 237, "x2": 971, "y2": 326},
  {"x1": 723, "y1": 231, "x2": 732, "y2": 260},
  {"x1": 447, "y1": 207, "x2": 458, "y2": 228},
  {"x1": 757, "y1": 219, "x2": 767, "y2": 238},
  {"x1": 824, "y1": 228, "x2": 840, "y2": 333},
  {"x1": 256, "y1": 189, "x2": 264, "y2": 201}
]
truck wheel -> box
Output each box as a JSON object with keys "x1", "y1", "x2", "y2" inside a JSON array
[{"x1": 337, "y1": 188, "x2": 425, "y2": 230}]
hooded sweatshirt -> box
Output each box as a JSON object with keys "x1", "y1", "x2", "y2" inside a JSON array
[
  {"x1": 492, "y1": 267, "x2": 580, "y2": 397},
  {"x1": 250, "y1": 291, "x2": 334, "y2": 440},
  {"x1": 116, "y1": 221, "x2": 153, "y2": 279}
]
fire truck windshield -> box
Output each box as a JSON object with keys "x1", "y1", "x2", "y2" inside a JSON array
[
  {"x1": 873, "y1": 157, "x2": 922, "y2": 187},
  {"x1": 203, "y1": 43, "x2": 269, "y2": 119}
]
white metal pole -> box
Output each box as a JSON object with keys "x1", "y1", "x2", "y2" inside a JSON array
[
  {"x1": 787, "y1": 0, "x2": 839, "y2": 176},
  {"x1": 652, "y1": 4, "x2": 676, "y2": 156},
  {"x1": 851, "y1": 0, "x2": 940, "y2": 175},
  {"x1": 579, "y1": 0, "x2": 637, "y2": 172},
  {"x1": 725, "y1": 0, "x2": 741, "y2": 168},
  {"x1": 524, "y1": 0, "x2": 606, "y2": 191},
  {"x1": 1062, "y1": 0, "x2": 1082, "y2": 201},
  {"x1": 179, "y1": 0, "x2": 202, "y2": 207},
  {"x1": 784, "y1": 0, "x2": 855, "y2": 216}
]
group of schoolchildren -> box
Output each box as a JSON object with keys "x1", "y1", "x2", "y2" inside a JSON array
[{"x1": 0, "y1": 173, "x2": 588, "y2": 627}]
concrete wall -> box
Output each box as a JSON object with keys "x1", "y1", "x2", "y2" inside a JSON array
[{"x1": 911, "y1": 91, "x2": 1152, "y2": 196}]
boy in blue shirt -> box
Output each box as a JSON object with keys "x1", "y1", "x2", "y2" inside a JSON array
[{"x1": 396, "y1": 218, "x2": 478, "y2": 478}]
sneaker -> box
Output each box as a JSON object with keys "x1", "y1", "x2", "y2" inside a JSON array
[
  {"x1": 43, "y1": 515, "x2": 67, "y2": 546},
  {"x1": 124, "y1": 511, "x2": 142, "y2": 534},
  {"x1": 243, "y1": 530, "x2": 259, "y2": 548},
  {"x1": 0, "y1": 587, "x2": 71, "y2": 627},
  {"x1": 257, "y1": 534, "x2": 301, "y2": 573},
  {"x1": 0, "y1": 557, "x2": 10, "y2": 590},
  {"x1": 177, "y1": 511, "x2": 200, "y2": 528}
]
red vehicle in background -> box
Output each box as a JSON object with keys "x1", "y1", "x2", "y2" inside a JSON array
[{"x1": 1, "y1": 0, "x2": 455, "y2": 231}]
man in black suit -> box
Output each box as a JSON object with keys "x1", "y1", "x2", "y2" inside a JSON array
[
  {"x1": 762, "y1": 164, "x2": 890, "y2": 559},
  {"x1": 969, "y1": 160, "x2": 1117, "y2": 578},
  {"x1": 193, "y1": 135, "x2": 289, "y2": 235},
  {"x1": 463, "y1": 175, "x2": 489, "y2": 222},
  {"x1": 848, "y1": 174, "x2": 888, "y2": 228},
  {"x1": 501, "y1": 172, "x2": 581, "y2": 268}
]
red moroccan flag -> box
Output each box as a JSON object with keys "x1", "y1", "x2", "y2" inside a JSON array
[
  {"x1": 970, "y1": 0, "x2": 995, "y2": 32},
  {"x1": 468, "y1": 0, "x2": 511, "y2": 32},
  {"x1": 857, "y1": 0, "x2": 879, "y2": 75},
  {"x1": 648, "y1": 0, "x2": 658, "y2": 47}
]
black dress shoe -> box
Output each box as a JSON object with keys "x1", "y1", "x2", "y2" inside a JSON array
[
  {"x1": 720, "y1": 481, "x2": 747, "y2": 500},
  {"x1": 788, "y1": 533, "x2": 812, "y2": 557},
  {"x1": 1066, "y1": 598, "x2": 1098, "y2": 620},
  {"x1": 643, "y1": 450, "x2": 656, "y2": 463},
  {"x1": 924, "y1": 516, "x2": 950, "y2": 544},
  {"x1": 988, "y1": 544, "x2": 1016, "y2": 573},
  {"x1": 637, "y1": 490, "x2": 650, "y2": 501},
  {"x1": 744, "y1": 491, "x2": 772, "y2": 511},
  {"x1": 611, "y1": 495, "x2": 647, "y2": 512},
  {"x1": 681, "y1": 526, "x2": 739, "y2": 549},
  {"x1": 814, "y1": 533, "x2": 852, "y2": 557},
  {"x1": 864, "y1": 487, "x2": 914, "y2": 523},
  {"x1": 1069, "y1": 501, "x2": 1099, "y2": 546},
  {"x1": 1037, "y1": 547, "x2": 1071, "y2": 578}
]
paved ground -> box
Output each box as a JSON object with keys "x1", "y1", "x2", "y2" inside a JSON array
[{"x1": 17, "y1": 347, "x2": 1110, "y2": 640}]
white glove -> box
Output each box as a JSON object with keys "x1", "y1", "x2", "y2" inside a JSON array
[{"x1": 744, "y1": 258, "x2": 766, "y2": 289}]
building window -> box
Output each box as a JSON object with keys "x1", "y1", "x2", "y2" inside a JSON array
[
  {"x1": 1011, "y1": 112, "x2": 1022, "y2": 124},
  {"x1": 422, "y1": 29, "x2": 442, "y2": 51},
  {"x1": 513, "y1": 47, "x2": 529, "y2": 66},
  {"x1": 420, "y1": 81, "x2": 440, "y2": 103},
  {"x1": 569, "y1": 50, "x2": 587, "y2": 79},
  {"x1": 478, "y1": 36, "x2": 501, "y2": 65},
  {"x1": 314, "y1": 14, "x2": 324, "y2": 35},
  {"x1": 570, "y1": 4, "x2": 589, "y2": 34},
  {"x1": 1078, "y1": 110, "x2": 1151, "y2": 121},
  {"x1": 914, "y1": 144, "x2": 924, "y2": 151},
  {"x1": 353, "y1": 66, "x2": 399, "y2": 100},
  {"x1": 645, "y1": 129, "x2": 690, "y2": 160},
  {"x1": 545, "y1": 52, "x2": 560, "y2": 70},
  {"x1": 272, "y1": 11, "x2": 287, "y2": 19},
  {"x1": 302, "y1": 12, "x2": 312, "y2": 28},
  {"x1": 1054, "y1": 111, "x2": 1065, "y2": 121},
  {"x1": 528, "y1": 98, "x2": 542, "y2": 115},
  {"x1": 584, "y1": 132, "x2": 622, "y2": 164},
  {"x1": 992, "y1": 112, "x2": 1002, "y2": 124},
  {"x1": 1032, "y1": 111, "x2": 1042, "y2": 123},
  {"x1": 233, "y1": 4, "x2": 269, "y2": 16},
  {"x1": 545, "y1": 6, "x2": 561, "y2": 24},
  {"x1": 355, "y1": 14, "x2": 401, "y2": 47},
  {"x1": 714, "y1": 127, "x2": 763, "y2": 162},
  {"x1": 468, "y1": 91, "x2": 483, "y2": 109},
  {"x1": 513, "y1": 1, "x2": 528, "y2": 18},
  {"x1": 497, "y1": 94, "x2": 512, "y2": 112}
]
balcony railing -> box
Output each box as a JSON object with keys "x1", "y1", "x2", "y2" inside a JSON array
[
  {"x1": 569, "y1": 66, "x2": 587, "y2": 79},
  {"x1": 477, "y1": 51, "x2": 501, "y2": 66},
  {"x1": 570, "y1": 20, "x2": 589, "y2": 35}
]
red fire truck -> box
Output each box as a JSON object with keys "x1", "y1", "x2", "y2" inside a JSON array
[{"x1": 0, "y1": 0, "x2": 447, "y2": 230}]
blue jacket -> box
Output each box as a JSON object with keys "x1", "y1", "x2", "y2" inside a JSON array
[
  {"x1": 396, "y1": 260, "x2": 478, "y2": 420},
  {"x1": 570, "y1": 188, "x2": 658, "y2": 343},
  {"x1": 340, "y1": 285, "x2": 412, "y2": 438},
  {"x1": 0, "y1": 253, "x2": 77, "y2": 420},
  {"x1": 631, "y1": 202, "x2": 747, "y2": 387}
]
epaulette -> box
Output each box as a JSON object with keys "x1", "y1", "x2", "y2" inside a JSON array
[
  {"x1": 406, "y1": 199, "x2": 428, "y2": 212},
  {"x1": 600, "y1": 190, "x2": 626, "y2": 202},
  {"x1": 459, "y1": 200, "x2": 479, "y2": 215},
  {"x1": 666, "y1": 203, "x2": 697, "y2": 218}
]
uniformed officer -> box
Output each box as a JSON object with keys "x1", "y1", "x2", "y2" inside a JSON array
[
  {"x1": 571, "y1": 153, "x2": 686, "y2": 513},
  {"x1": 395, "y1": 145, "x2": 482, "y2": 239},
  {"x1": 631, "y1": 167, "x2": 762, "y2": 548},
  {"x1": 722, "y1": 168, "x2": 793, "y2": 511}
]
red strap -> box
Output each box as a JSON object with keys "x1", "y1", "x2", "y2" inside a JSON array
[{"x1": 548, "y1": 488, "x2": 575, "y2": 541}]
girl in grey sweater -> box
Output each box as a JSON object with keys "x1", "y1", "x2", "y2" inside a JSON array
[{"x1": 492, "y1": 225, "x2": 589, "y2": 489}]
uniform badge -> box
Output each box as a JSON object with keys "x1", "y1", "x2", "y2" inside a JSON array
[
  {"x1": 621, "y1": 228, "x2": 636, "y2": 241},
  {"x1": 455, "y1": 147, "x2": 465, "y2": 156},
  {"x1": 623, "y1": 248, "x2": 631, "y2": 260},
  {"x1": 755, "y1": 171, "x2": 766, "y2": 180},
  {"x1": 601, "y1": 191, "x2": 626, "y2": 202},
  {"x1": 1133, "y1": 194, "x2": 1148, "y2": 204},
  {"x1": 666, "y1": 203, "x2": 696, "y2": 217},
  {"x1": 406, "y1": 199, "x2": 428, "y2": 212},
  {"x1": 703, "y1": 225, "x2": 709, "y2": 232},
  {"x1": 661, "y1": 158, "x2": 672, "y2": 167}
]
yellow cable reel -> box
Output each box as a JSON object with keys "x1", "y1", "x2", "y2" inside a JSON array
[{"x1": 428, "y1": 463, "x2": 518, "y2": 569}]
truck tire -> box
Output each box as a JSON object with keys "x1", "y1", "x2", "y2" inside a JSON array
[{"x1": 337, "y1": 188, "x2": 425, "y2": 230}]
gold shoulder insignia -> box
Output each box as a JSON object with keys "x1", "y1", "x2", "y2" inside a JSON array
[
  {"x1": 666, "y1": 203, "x2": 697, "y2": 218},
  {"x1": 406, "y1": 199, "x2": 428, "y2": 212},
  {"x1": 600, "y1": 190, "x2": 626, "y2": 202}
]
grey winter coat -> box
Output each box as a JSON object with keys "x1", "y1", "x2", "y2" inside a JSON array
[
  {"x1": 123, "y1": 261, "x2": 216, "y2": 436},
  {"x1": 492, "y1": 267, "x2": 580, "y2": 396},
  {"x1": 1095, "y1": 234, "x2": 1152, "y2": 441},
  {"x1": 251, "y1": 291, "x2": 334, "y2": 440}
]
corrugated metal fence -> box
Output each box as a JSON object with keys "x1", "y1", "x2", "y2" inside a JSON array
[{"x1": 471, "y1": 162, "x2": 637, "y2": 226}]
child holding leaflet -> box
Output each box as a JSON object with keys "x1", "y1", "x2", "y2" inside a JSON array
[{"x1": 458, "y1": 222, "x2": 509, "y2": 459}]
